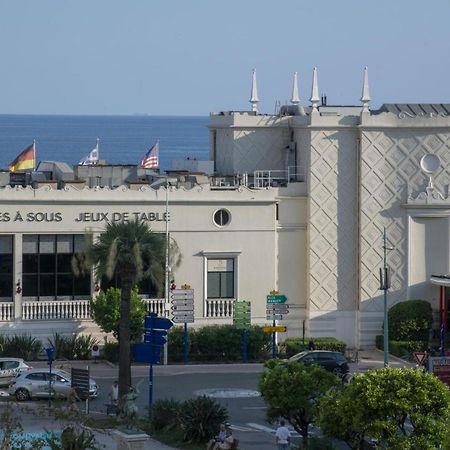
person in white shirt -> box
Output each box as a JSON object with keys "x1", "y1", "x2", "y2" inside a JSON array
[{"x1": 275, "y1": 420, "x2": 291, "y2": 450}]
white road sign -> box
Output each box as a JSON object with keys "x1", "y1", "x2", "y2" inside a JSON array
[
  {"x1": 171, "y1": 289, "x2": 194, "y2": 300},
  {"x1": 266, "y1": 314, "x2": 284, "y2": 320},
  {"x1": 172, "y1": 304, "x2": 194, "y2": 312},
  {"x1": 171, "y1": 299, "x2": 194, "y2": 307},
  {"x1": 172, "y1": 314, "x2": 195, "y2": 323}
]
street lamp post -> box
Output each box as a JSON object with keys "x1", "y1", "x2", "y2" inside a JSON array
[{"x1": 379, "y1": 227, "x2": 393, "y2": 367}]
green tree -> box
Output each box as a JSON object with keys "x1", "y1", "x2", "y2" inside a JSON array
[
  {"x1": 90, "y1": 287, "x2": 147, "y2": 341},
  {"x1": 318, "y1": 367, "x2": 450, "y2": 450},
  {"x1": 87, "y1": 220, "x2": 166, "y2": 398},
  {"x1": 258, "y1": 359, "x2": 339, "y2": 441}
]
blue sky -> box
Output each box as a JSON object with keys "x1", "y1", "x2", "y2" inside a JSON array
[{"x1": 0, "y1": 0, "x2": 449, "y2": 115}]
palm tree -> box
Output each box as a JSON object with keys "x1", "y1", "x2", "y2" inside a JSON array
[{"x1": 88, "y1": 220, "x2": 166, "y2": 398}]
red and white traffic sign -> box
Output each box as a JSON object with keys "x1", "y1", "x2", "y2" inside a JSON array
[{"x1": 413, "y1": 352, "x2": 428, "y2": 365}]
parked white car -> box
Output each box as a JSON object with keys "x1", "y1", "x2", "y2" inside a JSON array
[
  {"x1": 0, "y1": 358, "x2": 31, "y2": 387},
  {"x1": 9, "y1": 368, "x2": 98, "y2": 401}
]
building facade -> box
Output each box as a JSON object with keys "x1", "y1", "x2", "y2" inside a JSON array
[{"x1": 2, "y1": 68, "x2": 450, "y2": 349}]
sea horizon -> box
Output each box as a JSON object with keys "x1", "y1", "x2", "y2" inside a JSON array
[{"x1": 0, "y1": 114, "x2": 210, "y2": 171}]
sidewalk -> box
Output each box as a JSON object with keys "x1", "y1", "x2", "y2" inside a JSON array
[
  {"x1": 356, "y1": 348, "x2": 415, "y2": 370},
  {"x1": 0, "y1": 404, "x2": 179, "y2": 450}
]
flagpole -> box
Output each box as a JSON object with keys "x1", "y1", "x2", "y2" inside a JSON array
[
  {"x1": 163, "y1": 175, "x2": 170, "y2": 365},
  {"x1": 33, "y1": 139, "x2": 36, "y2": 171}
]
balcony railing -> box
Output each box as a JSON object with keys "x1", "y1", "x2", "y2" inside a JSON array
[
  {"x1": 22, "y1": 300, "x2": 91, "y2": 320},
  {"x1": 0, "y1": 303, "x2": 13, "y2": 321},
  {"x1": 0, "y1": 298, "x2": 234, "y2": 322},
  {"x1": 254, "y1": 166, "x2": 304, "y2": 188},
  {"x1": 205, "y1": 299, "x2": 234, "y2": 318}
]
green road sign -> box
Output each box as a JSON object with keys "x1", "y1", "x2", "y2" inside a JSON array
[
  {"x1": 233, "y1": 301, "x2": 251, "y2": 328},
  {"x1": 234, "y1": 301, "x2": 250, "y2": 310},
  {"x1": 266, "y1": 294, "x2": 287, "y2": 304}
]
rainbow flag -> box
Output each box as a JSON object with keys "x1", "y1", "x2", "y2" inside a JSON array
[{"x1": 8, "y1": 142, "x2": 36, "y2": 172}]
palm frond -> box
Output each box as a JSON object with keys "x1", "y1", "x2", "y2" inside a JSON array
[{"x1": 105, "y1": 237, "x2": 118, "y2": 280}]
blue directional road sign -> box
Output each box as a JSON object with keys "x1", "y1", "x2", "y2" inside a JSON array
[
  {"x1": 132, "y1": 343, "x2": 161, "y2": 364},
  {"x1": 144, "y1": 330, "x2": 168, "y2": 346},
  {"x1": 144, "y1": 314, "x2": 173, "y2": 331}
]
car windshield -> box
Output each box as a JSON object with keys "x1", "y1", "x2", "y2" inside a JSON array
[
  {"x1": 289, "y1": 352, "x2": 308, "y2": 360},
  {"x1": 56, "y1": 370, "x2": 71, "y2": 379}
]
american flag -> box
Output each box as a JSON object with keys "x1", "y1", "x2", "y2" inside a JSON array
[{"x1": 141, "y1": 141, "x2": 159, "y2": 169}]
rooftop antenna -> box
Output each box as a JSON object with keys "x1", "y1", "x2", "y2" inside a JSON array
[
  {"x1": 310, "y1": 67, "x2": 320, "y2": 112},
  {"x1": 360, "y1": 67, "x2": 371, "y2": 113},
  {"x1": 291, "y1": 72, "x2": 300, "y2": 105},
  {"x1": 250, "y1": 69, "x2": 259, "y2": 113}
]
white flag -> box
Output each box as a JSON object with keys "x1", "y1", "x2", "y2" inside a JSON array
[{"x1": 79, "y1": 140, "x2": 99, "y2": 165}]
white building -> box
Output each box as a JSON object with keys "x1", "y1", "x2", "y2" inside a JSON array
[{"x1": 1, "y1": 68, "x2": 450, "y2": 349}]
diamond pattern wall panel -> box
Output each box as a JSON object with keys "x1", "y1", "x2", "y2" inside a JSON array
[
  {"x1": 233, "y1": 129, "x2": 288, "y2": 173},
  {"x1": 359, "y1": 129, "x2": 450, "y2": 314},
  {"x1": 309, "y1": 130, "x2": 358, "y2": 312}
]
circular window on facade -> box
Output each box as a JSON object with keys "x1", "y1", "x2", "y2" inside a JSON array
[{"x1": 213, "y1": 209, "x2": 231, "y2": 227}]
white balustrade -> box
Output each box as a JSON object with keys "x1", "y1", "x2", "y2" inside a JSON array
[
  {"x1": 22, "y1": 300, "x2": 92, "y2": 321},
  {"x1": 205, "y1": 299, "x2": 234, "y2": 318},
  {"x1": 0, "y1": 303, "x2": 13, "y2": 321},
  {"x1": 4, "y1": 298, "x2": 234, "y2": 322},
  {"x1": 141, "y1": 298, "x2": 168, "y2": 317}
]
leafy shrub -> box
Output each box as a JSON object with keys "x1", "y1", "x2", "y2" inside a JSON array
[
  {"x1": 0, "y1": 335, "x2": 42, "y2": 360},
  {"x1": 90, "y1": 287, "x2": 147, "y2": 341},
  {"x1": 47, "y1": 333, "x2": 99, "y2": 360},
  {"x1": 388, "y1": 299, "x2": 432, "y2": 342},
  {"x1": 73, "y1": 334, "x2": 99, "y2": 360},
  {"x1": 103, "y1": 342, "x2": 119, "y2": 363},
  {"x1": 149, "y1": 399, "x2": 180, "y2": 431},
  {"x1": 167, "y1": 326, "x2": 187, "y2": 362},
  {"x1": 47, "y1": 333, "x2": 67, "y2": 359},
  {"x1": 168, "y1": 325, "x2": 270, "y2": 363},
  {"x1": 178, "y1": 396, "x2": 228, "y2": 443},
  {"x1": 376, "y1": 335, "x2": 428, "y2": 357},
  {"x1": 284, "y1": 337, "x2": 346, "y2": 358}
]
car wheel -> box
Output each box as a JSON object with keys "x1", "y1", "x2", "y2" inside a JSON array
[
  {"x1": 15, "y1": 388, "x2": 30, "y2": 401},
  {"x1": 332, "y1": 367, "x2": 343, "y2": 376}
]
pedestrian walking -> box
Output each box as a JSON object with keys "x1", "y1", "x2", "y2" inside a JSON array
[
  {"x1": 109, "y1": 380, "x2": 119, "y2": 405},
  {"x1": 308, "y1": 338, "x2": 315, "y2": 350},
  {"x1": 67, "y1": 386, "x2": 80, "y2": 413},
  {"x1": 275, "y1": 420, "x2": 291, "y2": 450}
]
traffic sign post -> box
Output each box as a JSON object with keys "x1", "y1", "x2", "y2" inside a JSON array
[
  {"x1": 170, "y1": 286, "x2": 195, "y2": 364},
  {"x1": 266, "y1": 294, "x2": 287, "y2": 304},
  {"x1": 137, "y1": 312, "x2": 174, "y2": 408},
  {"x1": 233, "y1": 301, "x2": 251, "y2": 363},
  {"x1": 263, "y1": 326, "x2": 287, "y2": 333},
  {"x1": 45, "y1": 347, "x2": 55, "y2": 408},
  {"x1": 265, "y1": 292, "x2": 289, "y2": 358}
]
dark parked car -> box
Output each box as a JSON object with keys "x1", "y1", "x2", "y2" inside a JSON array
[{"x1": 288, "y1": 350, "x2": 349, "y2": 375}]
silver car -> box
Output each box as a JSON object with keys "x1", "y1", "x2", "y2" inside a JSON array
[
  {"x1": 0, "y1": 358, "x2": 31, "y2": 387},
  {"x1": 9, "y1": 368, "x2": 98, "y2": 401}
]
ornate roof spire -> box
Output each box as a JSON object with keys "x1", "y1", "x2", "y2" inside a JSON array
[
  {"x1": 291, "y1": 72, "x2": 300, "y2": 105},
  {"x1": 250, "y1": 69, "x2": 259, "y2": 113},
  {"x1": 360, "y1": 66, "x2": 371, "y2": 113},
  {"x1": 310, "y1": 67, "x2": 320, "y2": 111}
]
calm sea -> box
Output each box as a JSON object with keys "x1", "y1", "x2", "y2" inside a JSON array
[{"x1": 0, "y1": 115, "x2": 209, "y2": 172}]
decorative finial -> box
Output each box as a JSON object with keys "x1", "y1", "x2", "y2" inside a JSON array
[
  {"x1": 250, "y1": 69, "x2": 259, "y2": 113},
  {"x1": 310, "y1": 67, "x2": 320, "y2": 111},
  {"x1": 291, "y1": 72, "x2": 300, "y2": 105},
  {"x1": 361, "y1": 67, "x2": 371, "y2": 113}
]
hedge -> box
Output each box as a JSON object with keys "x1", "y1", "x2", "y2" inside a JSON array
[
  {"x1": 375, "y1": 335, "x2": 428, "y2": 357},
  {"x1": 388, "y1": 300, "x2": 432, "y2": 342},
  {"x1": 283, "y1": 337, "x2": 347, "y2": 358},
  {"x1": 167, "y1": 325, "x2": 271, "y2": 362}
]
